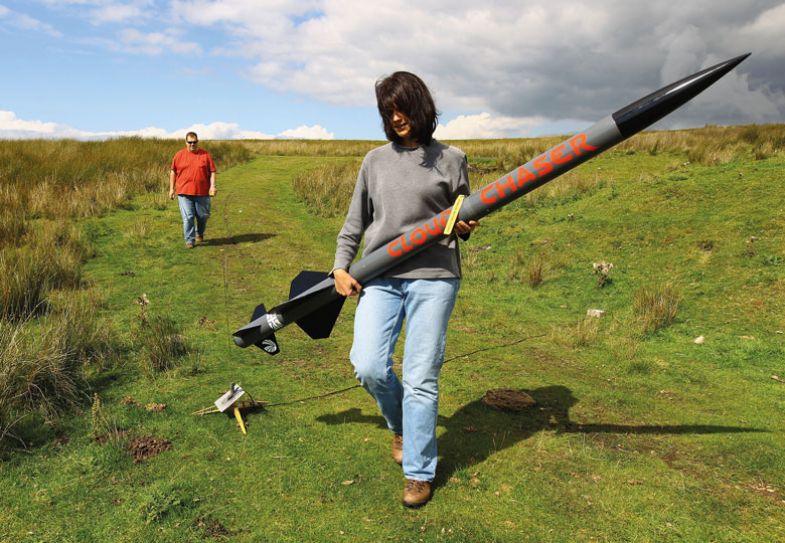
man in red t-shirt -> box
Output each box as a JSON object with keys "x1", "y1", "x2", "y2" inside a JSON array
[{"x1": 169, "y1": 132, "x2": 217, "y2": 248}]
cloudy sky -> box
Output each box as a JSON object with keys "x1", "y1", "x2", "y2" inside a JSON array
[{"x1": 1, "y1": 0, "x2": 783, "y2": 140}]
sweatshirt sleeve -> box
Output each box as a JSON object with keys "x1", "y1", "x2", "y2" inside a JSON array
[{"x1": 332, "y1": 163, "x2": 371, "y2": 273}]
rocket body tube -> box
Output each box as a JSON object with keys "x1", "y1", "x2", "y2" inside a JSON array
[{"x1": 233, "y1": 54, "x2": 750, "y2": 350}]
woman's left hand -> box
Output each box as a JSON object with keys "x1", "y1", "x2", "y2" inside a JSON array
[{"x1": 454, "y1": 219, "x2": 479, "y2": 235}]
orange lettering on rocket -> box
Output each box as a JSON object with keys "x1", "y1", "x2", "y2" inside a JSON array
[
  {"x1": 516, "y1": 166, "x2": 537, "y2": 187},
  {"x1": 532, "y1": 154, "x2": 553, "y2": 176},
  {"x1": 568, "y1": 133, "x2": 597, "y2": 156},
  {"x1": 550, "y1": 143, "x2": 571, "y2": 164},
  {"x1": 480, "y1": 185, "x2": 497, "y2": 204}
]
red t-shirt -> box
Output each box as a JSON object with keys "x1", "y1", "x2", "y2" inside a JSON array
[{"x1": 171, "y1": 148, "x2": 217, "y2": 196}]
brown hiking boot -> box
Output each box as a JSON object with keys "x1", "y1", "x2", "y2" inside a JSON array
[
  {"x1": 402, "y1": 479, "x2": 431, "y2": 508},
  {"x1": 391, "y1": 433, "x2": 403, "y2": 465},
  {"x1": 195, "y1": 234, "x2": 203, "y2": 243}
]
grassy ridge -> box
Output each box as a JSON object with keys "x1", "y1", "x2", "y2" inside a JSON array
[
  {"x1": 1, "y1": 127, "x2": 784, "y2": 541},
  {"x1": 293, "y1": 124, "x2": 785, "y2": 219}
]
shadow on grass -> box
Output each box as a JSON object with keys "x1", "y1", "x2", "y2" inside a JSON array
[
  {"x1": 200, "y1": 232, "x2": 275, "y2": 246},
  {"x1": 316, "y1": 385, "x2": 765, "y2": 489}
]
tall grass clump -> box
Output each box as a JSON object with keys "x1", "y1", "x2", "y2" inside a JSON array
[
  {"x1": 1, "y1": 222, "x2": 89, "y2": 321},
  {"x1": 0, "y1": 320, "x2": 84, "y2": 426},
  {"x1": 0, "y1": 292, "x2": 118, "y2": 443},
  {"x1": 48, "y1": 291, "x2": 118, "y2": 371},
  {"x1": 291, "y1": 159, "x2": 362, "y2": 218},
  {"x1": 572, "y1": 317, "x2": 601, "y2": 347},
  {"x1": 0, "y1": 248, "x2": 54, "y2": 320},
  {"x1": 1, "y1": 296, "x2": 120, "y2": 449},
  {"x1": 633, "y1": 283, "x2": 681, "y2": 334},
  {"x1": 0, "y1": 186, "x2": 28, "y2": 247},
  {"x1": 134, "y1": 315, "x2": 189, "y2": 378},
  {"x1": 528, "y1": 255, "x2": 545, "y2": 287}
]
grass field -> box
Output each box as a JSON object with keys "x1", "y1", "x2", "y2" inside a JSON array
[{"x1": 1, "y1": 129, "x2": 785, "y2": 542}]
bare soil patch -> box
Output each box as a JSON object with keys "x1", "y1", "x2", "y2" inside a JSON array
[{"x1": 127, "y1": 436, "x2": 172, "y2": 463}]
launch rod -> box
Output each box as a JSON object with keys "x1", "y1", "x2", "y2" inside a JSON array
[{"x1": 233, "y1": 53, "x2": 749, "y2": 350}]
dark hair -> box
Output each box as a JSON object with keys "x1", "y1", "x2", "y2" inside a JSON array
[
  {"x1": 185, "y1": 131, "x2": 198, "y2": 140},
  {"x1": 375, "y1": 71, "x2": 439, "y2": 145}
]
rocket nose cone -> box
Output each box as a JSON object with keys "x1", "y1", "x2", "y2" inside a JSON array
[
  {"x1": 724, "y1": 53, "x2": 752, "y2": 70},
  {"x1": 702, "y1": 53, "x2": 750, "y2": 83},
  {"x1": 612, "y1": 53, "x2": 752, "y2": 137}
]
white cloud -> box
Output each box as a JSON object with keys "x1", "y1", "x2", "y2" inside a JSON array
[
  {"x1": 45, "y1": 1, "x2": 155, "y2": 24},
  {"x1": 0, "y1": 111, "x2": 64, "y2": 138},
  {"x1": 434, "y1": 113, "x2": 549, "y2": 140},
  {"x1": 0, "y1": 4, "x2": 62, "y2": 36},
  {"x1": 89, "y1": 2, "x2": 151, "y2": 24},
  {"x1": 169, "y1": 0, "x2": 783, "y2": 127},
  {"x1": 117, "y1": 28, "x2": 201, "y2": 54},
  {"x1": 177, "y1": 122, "x2": 273, "y2": 140},
  {"x1": 0, "y1": 111, "x2": 334, "y2": 140},
  {"x1": 277, "y1": 124, "x2": 334, "y2": 140}
]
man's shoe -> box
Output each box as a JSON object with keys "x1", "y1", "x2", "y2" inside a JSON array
[
  {"x1": 391, "y1": 433, "x2": 403, "y2": 465},
  {"x1": 402, "y1": 479, "x2": 431, "y2": 508},
  {"x1": 185, "y1": 242, "x2": 194, "y2": 249},
  {"x1": 195, "y1": 234, "x2": 203, "y2": 243}
]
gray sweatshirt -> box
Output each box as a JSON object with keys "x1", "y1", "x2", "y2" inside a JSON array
[{"x1": 333, "y1": 140, "x2": 470, "y2": 279}]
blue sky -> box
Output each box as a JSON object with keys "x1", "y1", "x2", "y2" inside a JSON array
[{"x1": 1, "y1": 1, "x2": 783, "y2": 140}]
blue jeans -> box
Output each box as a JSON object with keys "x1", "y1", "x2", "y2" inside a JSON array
[
  {"x1": 350, "y1": 277, "x2": 460, "y2": 482},
  {"x1": 177, "y1": 195, "x2": 211, "y2": 243}
]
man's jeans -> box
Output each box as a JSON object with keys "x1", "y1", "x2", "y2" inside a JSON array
[
  {"x1": 177, "y1": 195, "x2": 211, "y2": 243},
  {"x1": 350, "y1": 277, "x2": 459, "y2": 482}
]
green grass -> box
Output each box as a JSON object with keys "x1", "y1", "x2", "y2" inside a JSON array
[{"x1": 1, "y1": 133, "x2": 785, "y2": 541}]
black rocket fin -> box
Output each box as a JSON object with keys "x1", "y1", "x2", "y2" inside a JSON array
[
  {"x1": 289, "y1": 271, "x2": 345, "y2": 339},
  {"x1": 289, "y1": 271, "x2": 332, "y2": 299},
  {"x1": 295, "y1": 297, "x2": 346, "y2": 339},
  {"x1": 251, "y1": 303, "x2": 268, "y2": 321},
  {"x1": 249, "y1": 304, "x2": 280, "y2": 355}
]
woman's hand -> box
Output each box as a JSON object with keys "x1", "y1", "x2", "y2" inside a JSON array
[
  {"x1": 454, "y1": 219, "x2": 480, "y2": 236},
  {"x1": 333, "y1": 269, "x2": 363, "y2": 297}
]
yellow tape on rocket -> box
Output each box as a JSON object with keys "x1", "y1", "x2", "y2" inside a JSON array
[{"x1": 443, "y1": 195, "x2": 465, "y2": 236}]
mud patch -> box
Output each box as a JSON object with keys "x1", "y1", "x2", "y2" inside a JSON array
[
  {"x1": 194, "y1": 515, "x2": 233, "y2": 538},
  {"x1": 482, "y1": 389, "x2": 537, "y2": 411},
  {"x1": 127, "y1": 436, "x2": 172, "y2": 463}
]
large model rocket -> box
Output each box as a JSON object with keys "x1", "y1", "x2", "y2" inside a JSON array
[{"x1": 234, "y1": 53, "x2": 750, "y2": 354}]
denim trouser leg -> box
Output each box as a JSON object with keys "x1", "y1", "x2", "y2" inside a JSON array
[
  {"x1": 178, "y1": 195, "x2": 211, "y2": 242},
  {"x1": 350, "y1": 278, "x2": 460, "y2": 482},
  {"x1": 193, "y1": 196, "x2": 211, "y2": 237},
  {"x1": 350, "y1": 280, "x2": 406, "y2": 435},
  {"x1": 178, "y1": 195, "x2": 196, "y2": 243}
]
